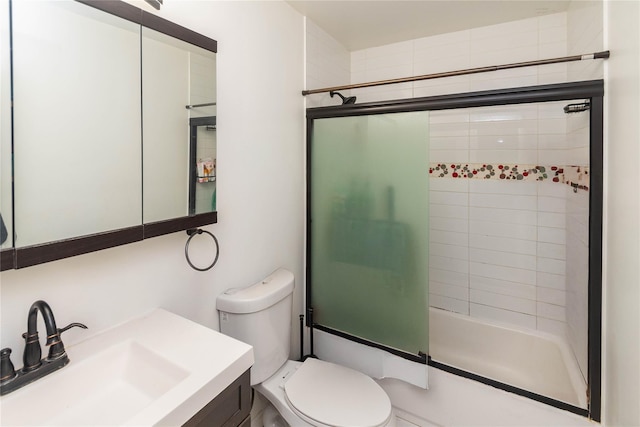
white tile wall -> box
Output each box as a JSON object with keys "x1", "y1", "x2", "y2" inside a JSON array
[
  {"x1": 469, "y1": 176, "x2": 538, "y2": 195},
  {"x1": 431, "y1": 294, "x2": 470, "y2": 315},
  {"x1": 469, "y1": 193, "x2": 538, "y2": 210},
  {"x1": 470, "y1": 206, "x2": 537, "y2": 225},
  {"x1": 470, "y1": 261, "x2": 537, "y2": 286},
  {"x1": 469, "y1": 234, "x2": 537, "y2": 256},
  {"x1": 567, "y1": 1, "x2": 603, "y2": 82},
  {"x1": 565, "y1": 186, "x2": 590, "y2": 381},
  {"x1": 471, "y1": 275, "x2": 536, "y2": 300},
  {"x1": 425, "y1": 101, "x2": 579, "y2": 340},
  {"x1": 431, "y1": 229, "x2": 468, "y2": 247},
  {"x1": 471, "y1": 288, "x2": 537, "y2": 315},
  {"x1": 430, "y1": 280, "x2": 469, "y2": 300},
  {"x1": 430, "y1": 242, "x2": 468, "y2": 260},
  {"x1": 538, "y1": 242, "x2": 566, "y2": 260},
  {"x1": 563, "y1": 0, "x2": 593, "y2": 374},
  {"x1": 537, "y1": 271, "x2": 566, "y2": 291},
  {"x1": 351, "y1": 12, "x2": 569, "y2": 103},
  {"x1": 431, "y1": 267, "x2": 470, "y2": 287},
  {"x1": 470, "y1": 248, "x2": 536, "y2": 270},
  {"x1": 470, "y1": 302, "x2": 536, "y2": 330}
]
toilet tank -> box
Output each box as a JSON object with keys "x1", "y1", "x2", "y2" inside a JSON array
[{"x1": 217, "y1": 268, "x2": 294, "y2": 385}]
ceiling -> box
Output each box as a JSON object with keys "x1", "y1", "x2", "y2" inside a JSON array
[{"x1": 286, "y1": 0, "x2": 571, "y2": 51}]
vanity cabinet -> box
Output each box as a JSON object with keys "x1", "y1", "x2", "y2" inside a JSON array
[{"x1": 183, "y1": 369, "x2": 251, "y2": 427}]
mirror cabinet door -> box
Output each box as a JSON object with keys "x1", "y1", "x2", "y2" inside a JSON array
[
  {"x1": 12, "y1": 1, "x2": 142, "y2": 247},
  {"x1": 1, "y1": 1, "x2": 12, "y2": 251},
  {"x1": 142, "y1": 27, "x2": 216, "y2": 223}
]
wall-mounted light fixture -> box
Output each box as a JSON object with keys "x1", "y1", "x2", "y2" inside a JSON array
[{"x1": 144, "y1": 0, "x2": 163, "y2": 10}]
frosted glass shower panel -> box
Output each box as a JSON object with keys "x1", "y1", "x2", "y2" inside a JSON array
[
  {"x1": 12, "y1": 1, "x2": 142, "y2": 247},
  {"x1": 310, "y1": 111, "x2": 429, "y2": 356}
]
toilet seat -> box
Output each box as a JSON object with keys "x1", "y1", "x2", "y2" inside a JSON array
[{"x1": 283, "y1": 358, "x2": 392, "y2": 427}]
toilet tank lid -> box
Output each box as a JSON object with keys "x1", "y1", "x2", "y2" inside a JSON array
[{"x1": 217, "y1": 268, "x2": 295, "y2": 314}]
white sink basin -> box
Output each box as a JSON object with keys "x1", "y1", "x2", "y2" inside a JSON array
[{"x1": 0, "y1": 309, "x2": 254, "y2": 426}]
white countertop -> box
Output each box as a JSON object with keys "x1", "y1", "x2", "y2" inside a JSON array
[{"x1": 0, "y1": 308, "x2": 254, "y2": 426}]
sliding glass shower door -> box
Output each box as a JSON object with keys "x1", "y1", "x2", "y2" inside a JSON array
[{"x1": 309, "y1": 111, "x2": 429, "y2": 358}]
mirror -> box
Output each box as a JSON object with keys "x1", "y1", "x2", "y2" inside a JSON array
[
  {"x1": 1, "y1": 1, "x2": 11, "y2": 251},
  {"x1": 142, "y1": 27, "x2": 216, "y2": 223},
  {"x1": 2, "y1": 0, "x2": 217, "y2": 269},
  {"x1": 11, "y1": 1, "x2": 142, "y2": 247}
]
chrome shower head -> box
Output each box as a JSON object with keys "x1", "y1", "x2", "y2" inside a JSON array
[{"x1": 330, "y1": 90, "x2": 356, "y2": 105}]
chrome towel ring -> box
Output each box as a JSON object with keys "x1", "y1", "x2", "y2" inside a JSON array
[{"x1": 185, "y1": 229, "x2": 219, "y2": 271}]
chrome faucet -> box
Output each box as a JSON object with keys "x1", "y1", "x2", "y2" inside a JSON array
[{"x1": 0, "y1": 300, "x2": 87, "y2": 395}]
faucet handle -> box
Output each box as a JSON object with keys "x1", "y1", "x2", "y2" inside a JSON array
[
  {"x1": 47, "y1": 322, "x2": 88, "y2": 361},
  {"x1": 0, "y1": 348, "x2": 17, "y2": 385},
  {"x1": 59, "y1": 323, "x2": 88, "y2": 334}
]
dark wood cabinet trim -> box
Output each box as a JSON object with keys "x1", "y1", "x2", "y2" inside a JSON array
[
  {"x1": 144, "y1": 212, "x2": 218, "y2": 239},
  {"x1": 76, "y1": 0, "x2": 217, "y2": 53},
  {"x1": 15, "y1": 226, "x2": 144, "y2": 269},
  {"x1": 7, "y1": 212, "x2": 217, "y2": 269},
  {"x1": 1, "y1": 249, "x2": 15, "y2": 271},
  {"x1": 141, "y1": 11, "x2": 217, "y2": 53}
]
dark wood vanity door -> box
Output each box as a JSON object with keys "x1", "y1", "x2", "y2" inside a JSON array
[{"x1": 182, "y1": 369, "x2": 251, "y2": 427}]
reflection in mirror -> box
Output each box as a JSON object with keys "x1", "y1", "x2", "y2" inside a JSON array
[
  {"x1": 189, "y1": 117, "x2": 217, "y2": 215},
  {"x1": 1, "y1": 1, "x2": 11, "y2": 250},
  {"x1": 12, "y1": 1, "x2": 142, "y2": 247},
  {"x1": 142, "y1": 27, "x2": 216, "y2": 223}
]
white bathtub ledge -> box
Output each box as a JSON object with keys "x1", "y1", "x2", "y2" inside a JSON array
[{"x1": 378, "y1": 367, "x2": 595, "y2": 427}]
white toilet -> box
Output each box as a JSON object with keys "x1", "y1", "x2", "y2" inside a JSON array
[{"x1": 217, "y1": 268, "x2": 396, "y2": 427}]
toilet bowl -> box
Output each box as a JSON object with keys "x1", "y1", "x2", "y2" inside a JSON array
[
  {"x1": 256, "y1": 359, "x2": 395, "y2": 427},
  {"x1": 216, "y1": 268, "x2": 396, "y2": 427}
]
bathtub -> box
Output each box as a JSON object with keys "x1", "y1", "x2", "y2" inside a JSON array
[{"x1": 428, "y1": 307, "x2": 587, "y2": 409}]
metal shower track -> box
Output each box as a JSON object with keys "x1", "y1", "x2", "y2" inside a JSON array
[{"x1": 301, "y1": 50, "x2": 610, "y2": 96}]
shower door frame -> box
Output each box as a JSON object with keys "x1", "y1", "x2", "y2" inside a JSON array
[{"x1": 306, "y1": 79, "x2": 603, "y2": 421}]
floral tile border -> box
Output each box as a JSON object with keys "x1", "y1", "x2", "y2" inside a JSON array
[{"x1": 429, "y1": 163, "x2": 590, "y2": 192}]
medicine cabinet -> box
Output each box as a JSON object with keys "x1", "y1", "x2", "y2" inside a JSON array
[{"x1": 0, "y1": 0, "x2": 217, "y2": 270}]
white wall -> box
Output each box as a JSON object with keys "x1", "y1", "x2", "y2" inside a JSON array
[
  {"x1": 305, "y1": 18, "x2": 351, "y2": 108},
  {"x1": 603, "y1": 1, "x2": 640, "y2": 425},
  {"x1": 0, "y1": 0, "x2": 305, "y2": 364}
]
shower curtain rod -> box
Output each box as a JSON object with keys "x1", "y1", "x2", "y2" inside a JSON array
[{"x1": 301, "y1": 50, "x2": 610, "y2": 96}]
